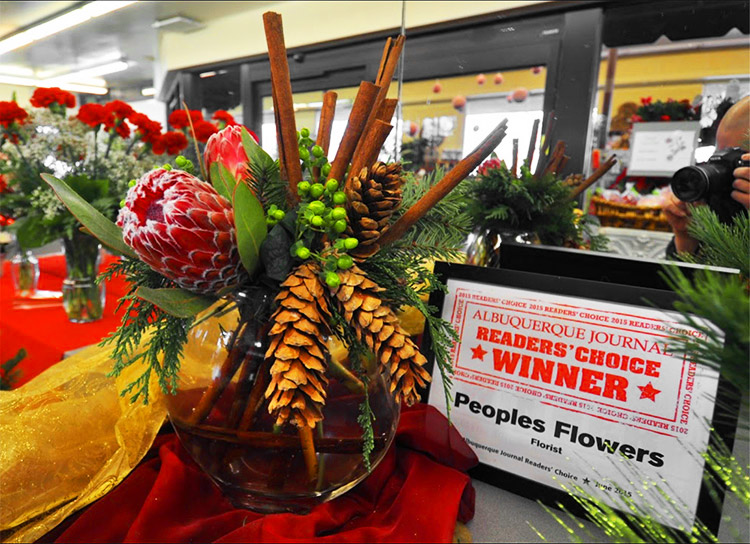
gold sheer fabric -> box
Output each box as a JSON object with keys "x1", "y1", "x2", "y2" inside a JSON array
[{"x1": 0, "y1": 344, "x2": 166, "y2": 543}]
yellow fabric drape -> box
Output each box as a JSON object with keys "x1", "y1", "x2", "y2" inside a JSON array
[{"x1": 0, "y1": 343, "x2": 166, "y2": 543}]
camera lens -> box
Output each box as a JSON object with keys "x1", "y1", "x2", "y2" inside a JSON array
[{"x1": 671, "y1": 166, "x2": 709, "y2": 202}]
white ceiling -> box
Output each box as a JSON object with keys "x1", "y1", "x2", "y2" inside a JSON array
[{"x1": 0, "y1": 1, "x2": 278, "y2": 98}]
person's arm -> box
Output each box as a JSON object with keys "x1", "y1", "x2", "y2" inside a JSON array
[
  {"x1": 663, "y1": 193, "x2": 700, "y2": 254},
  {"x1": 731, "y1": 152, "x2": 750, "y2": 209}
]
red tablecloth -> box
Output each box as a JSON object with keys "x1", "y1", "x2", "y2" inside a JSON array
[
  {"x1": 0, "y1": 254, "x2": 128, "y2": 387},
  {"x1": 42, "y1": 404, "x2": 478, "y2": 543}
]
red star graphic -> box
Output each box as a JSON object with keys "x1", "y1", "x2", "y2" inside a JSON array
[
  {"x1": 470, "y1": 344, "x2": 487, "y2": 361},
  {"x1": 638, "y1": 382, "x2": 661, "y2": 402}
]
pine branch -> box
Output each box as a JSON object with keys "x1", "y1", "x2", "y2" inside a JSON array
[
  {"x1": 247, "y1": 157, "x2": 286, "y2": 211},
  {"x1": 687, "y1": 206, "x2": 749, "y2": 277},
  {"x1": 98, "y1": 258, "x2": 194, "y2": 404}
]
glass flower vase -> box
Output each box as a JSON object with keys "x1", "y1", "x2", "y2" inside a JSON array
[
  {"x1": 10, "y1": 250, "x2": 39, "y2": 296},
  {"x1": 166, "y1": 286, "x2": 400, "y2": 514},
  {"x1": 464, "y1": 227, "x2": 541, "y2": 268},
  {"x1": 62, "y1": 233, "x2": 105, "y2": 323}
]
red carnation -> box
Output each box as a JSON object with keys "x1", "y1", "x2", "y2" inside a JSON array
[
  {"x1": 193, "y1": 120, "x2": 218, "y2": 143},
  {"x1": 117, "y1": 168, "x2": 246, "y2": 293},
  {"x1": 477, "y1": 157, "x2": 504, "y2": 176},
  {"x1": 640, "y1": 96, "x2": 652, "y2": 106},
  {"x1": 660, "y1": 115, "x2": 671, "y2": 121},
  {"x1": 77, "y1": 103, "x2": 109, "y2": 128},
  {"x1": 169, "y1": 109, "x2": 203, "y2": 130},
  {"x1": 105, "y1": 100, "x2": 134, "y2": 121},
  {"x1": 30, "y1": 87, "x2": 76, "y2": 109},
  {"x1": 0, "y1": 173, "x2": 8, "y2": 193},
  {"x1": 631, "y1": 114, "x2": 643, "y2": 123},
  {"x1": 153, "y1": 131, "x2": 189, "y2": 155},
  {"x1": 0, "y1": 101, "x2": 29, "y2": 128},
  {"x1": 211, "y1": 110, "x2": 237, "y2": 129},
  {"x1": 129, "y1": 112, "x2": 162, "y2": 144}
]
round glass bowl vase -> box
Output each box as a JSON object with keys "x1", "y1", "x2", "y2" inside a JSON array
[{"x1": 165, "y1": 287, "x2": 400, "y2": 514}]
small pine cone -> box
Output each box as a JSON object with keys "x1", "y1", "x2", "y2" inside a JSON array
[
  {"x1": 331, "y1": 265, "x2": 431, "y2": 406},
  {"x1": 265, "y1": 263, "x2": 331, "y2": 428},
  {"x1": 345, "y1": 162, "x2": 404, "y2": 259}
]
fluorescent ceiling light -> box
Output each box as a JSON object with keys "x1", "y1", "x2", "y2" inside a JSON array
[
  {"x1": 141, "y1": 87, "x2": 156, "y2": 97},
  {"x1": 0, "y1": 1, "x2": 138, "y2": 56},
  {"x1": 0, "y1": 74, "x2": 108, "y2": 95},
  {"x1": 0, "y1": 64, "x2": 34, "y2": 77},
  {"x1": 48, "y1": 60, "x2": 130, "y2": 83}
]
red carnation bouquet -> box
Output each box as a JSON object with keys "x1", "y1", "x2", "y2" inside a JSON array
[
  {"x1": 631, "y1": 97, "x2": 701, "y2": 123},
  {"x1": 42, "y1": 11, "x2": 508, "y2": 511}
]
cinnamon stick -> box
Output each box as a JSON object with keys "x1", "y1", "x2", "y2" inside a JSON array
[
  {"x1": 299, "y1": 426, "x2": 318, "y2": 481},
  {"x1": 377, "y1": 98, "x2": 398, "y2": 123},
  {"x1": 542, "y1": 141, "x2": 566, "y2": 176},
  {"x1": 313, "y1": 91, "x2": 337, "y2": 182},
  {"x1": 263, "y1": 12, "x2": 302, "y2": 199},
  {"x1": 535, "y1": 110, "x2": 556, "y2": 177},
  {"x1": 328, "y1": 81, "x2": 380, "y2": 182},
  {"x1": 378, "y1": 118, "x2": 508, "y2": 248},
  {"x1": 347, "y1": 120, "x2": 393, "y2": 187},
  {"x1": 568, "y1": 154, "x2": 617, "y2": 199},
  {"x1": 511, "y1": 138, "x2": 519, "y2": 177},
  {"x1": 526, "y1": 118, "x2": 540, "y2": 166},
  {"x1": 237, "y1": 356, "x2": 272, "y2": 431},
  {"x1": 375, "y1": 37, "x2": 393, "y2": 83}
]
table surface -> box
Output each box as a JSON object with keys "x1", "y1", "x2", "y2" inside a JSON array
[{"x1": 2, "y1": 253, "x2": 748, "y2": 543}]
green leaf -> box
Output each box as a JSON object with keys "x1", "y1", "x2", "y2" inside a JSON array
[
  {"x1": 14, "y1": 215, "x2": 53, "y2": 250},
  {"x1": 41, "y1": 173, "x2": 137, "y2": 259},
  {"x1": 232, "y1": 180, "x2": 267, "y2": 276},
  {"x1": 241, "y1": 127, "x2": 276, "y2": 172},
  {"x1": 64, "y1": 175, "x2": 109, "y2": 203},
  {"x1": 135, "y1": 286, "x2": 217, "y2": 318},
  {"x1": 210, "y1": 162, "x2": 236, "y2": 201},
  {"x1": 260, "y1": 221, "x2": 293, "y2": 282}
]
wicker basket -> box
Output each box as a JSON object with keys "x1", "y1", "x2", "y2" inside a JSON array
[{"x1": 590, "y1": 196, "x2": 671, "y2": 232}]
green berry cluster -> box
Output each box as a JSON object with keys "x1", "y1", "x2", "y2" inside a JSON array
[
  {"x1": 296, "y1": 127, "x2": 332, "y2": 179},
  {"x1": 175, "y1": 155, "x2": 195, "y2": 173},
  {"x1": 266, "y1": 204, "x2": 286, "y2": 227}
]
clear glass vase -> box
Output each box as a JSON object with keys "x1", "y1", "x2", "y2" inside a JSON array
[
  {"x1": 10, "y1": 250, "x2": 39, "y2": 296},
  {"x1": 464, "y1": 227, "x2": 541, "y2": 268},
  {"x1": 62, "y1": 233, "x2": 105, "y2": 323},
  {"x1": 166, "y1": 286, "x2": 400, "y2": 514}
]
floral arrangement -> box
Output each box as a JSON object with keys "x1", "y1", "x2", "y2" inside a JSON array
[
  {"x1": 465, "y1": 156, "x2": 610, "y2": 250},
  {"x1": 44, "y1": 12, "x2": 509, "y2": 474},
  {"x1": 0, "y1": 87, "x2": 180, "y2": 250},
  {"x1": 631, "y1": 97, "x2": 701, "y2": 123}
]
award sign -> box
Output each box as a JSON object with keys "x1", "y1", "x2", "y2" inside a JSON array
[{"x1": 425, "y1": 263, "x2": 735, "y2": 533}]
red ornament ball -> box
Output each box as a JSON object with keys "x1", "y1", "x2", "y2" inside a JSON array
[
  {"x1": 451, "y1": 95, "x2": 467, "y2": 111},
  {"x1": 476, "y1": 73, "x2": 486, "y2": 85},
  {"x1": 512, "y1": 88, "x2": 529, "y2": 102},
  {"x1": 494, "y1": 73, "x2": 504, "y2": 85},
  {"x1": 432, "y1": 82, "x2": 442, "y2": 94},
  {"x1": 531, "y1": 66, "x2": 542, "y2": 74},
  {"x1": 407, "y1": 121, "x2": 419, "y2": 137}
]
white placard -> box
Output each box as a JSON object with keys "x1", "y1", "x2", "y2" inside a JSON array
[
  {"x1": 428, "y1": 278, "x2": 720, "y2": 530},
  {"x1": 628, "y1": 121, "x2": 701, "y2": 177}
]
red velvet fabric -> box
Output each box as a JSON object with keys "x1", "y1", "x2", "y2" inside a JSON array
[
  {"x1": 45, "y1": 405, "x2": 478, "y2": 543},
  {"x1": 0, "y1": 254, "x2": 127, "y2": 386}
]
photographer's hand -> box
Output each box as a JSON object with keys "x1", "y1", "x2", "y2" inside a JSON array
[
  {"x1": 663, "y1": 192, "x2": 700, "y2": 254},
  {"x1": 731, "y1": 152, "x2": 750, "y2": 210}
]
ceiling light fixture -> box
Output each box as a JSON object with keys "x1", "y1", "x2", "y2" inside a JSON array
[
  {"x1": 141, "y1": 87, "x2": 156, "y2": 97},
  {"x1": 47, "y1": 60, "x2": 130, "y2": 83},
  {"x1": 0, "y1": 64, "x2": 34, "y2": 77},
  {"x1": 0, "y1": 74, "x2": 108, "y2": 95},
  {"x1": 0, "y1": 1, "x2": 138, "y2": 56}
]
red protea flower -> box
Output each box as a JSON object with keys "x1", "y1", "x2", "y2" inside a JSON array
[
  {"x1": 117, "y1": 168, "x2": 246, "y2": 293},
  {"x1": 211, "y1": 110, "x2": 237, "y2": 129},
  {"x1": 0, "y1": 101, "x2": 28, "y2": 128},
  {"x1": 193, "y1": 119, "x2": 218, "y2": 143},
  {"x1": 30, "y1": 87, "x2": 76, "y2": 109},
  {"x1": 153, "y1": 131, "x2": 189, "y2": 155},
  {"x1": 77, "y1": 103, "x2": 109, "y2": 128},
  {"x1": 204, "y1": 125, "x2": 258, "y2": 182},
  {"x1": 169, "y1": 109, "x2": 203, "y2": 130}
]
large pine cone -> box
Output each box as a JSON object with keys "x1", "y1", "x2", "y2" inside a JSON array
[
  {"x1": 117, "y1": 168, "x2": 246, "y2": 294},
  {"x1": 331, "y1": 265, "x2": 431, "y2": 406},
  {"x1": 264, "y1": 263, "x2": 331, "y2": 428},
  {"x1": 345, "y1": 162, "x2": 404, "y2": 258}
]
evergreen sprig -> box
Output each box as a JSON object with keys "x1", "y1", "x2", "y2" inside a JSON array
[
  {"x1": 98, "y1": 258, "x2": 194, "y2": 403},
  {"x1": 395, "y1": 167, "x2": 472, "y2": 256},
  {"x1": 686, "y1": 206, "x2": 749, "y2": 277},
  {"x1": 247, "y1": 156, "x2": 286, "y2": 212}
]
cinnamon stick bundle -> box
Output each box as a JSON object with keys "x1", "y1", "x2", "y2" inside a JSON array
[
  {"x1": 378, "y1": 118, "x2": 508, "y2": 247},
  {"x1": 263, "y1": 12, "x2": 303, "y2": 198},
  {"x1": 568, "y1": 154, "x2": 617, "y2": 199},
  {"x1": 313, "y1": 91, "x2": 337, "y2": 182},
  {"x1": 328, "y1": 82, "x2": 380, "y2": 182}
]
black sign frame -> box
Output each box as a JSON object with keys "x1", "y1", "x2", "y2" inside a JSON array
[{"x1": 421, "y1": 260, "x2": 740, "y2": 538}]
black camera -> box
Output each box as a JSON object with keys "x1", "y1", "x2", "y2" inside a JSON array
[{"x1": 671, "y1": 147, "x2": 748, "y2": 223}]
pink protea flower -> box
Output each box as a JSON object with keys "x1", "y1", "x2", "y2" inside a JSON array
[
  {"x1": 117, "y1": 168, "x2": 246, "y2": 294},
  {"x1": 204, "y1": 125, "x2": 258, "y2": 183}
]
